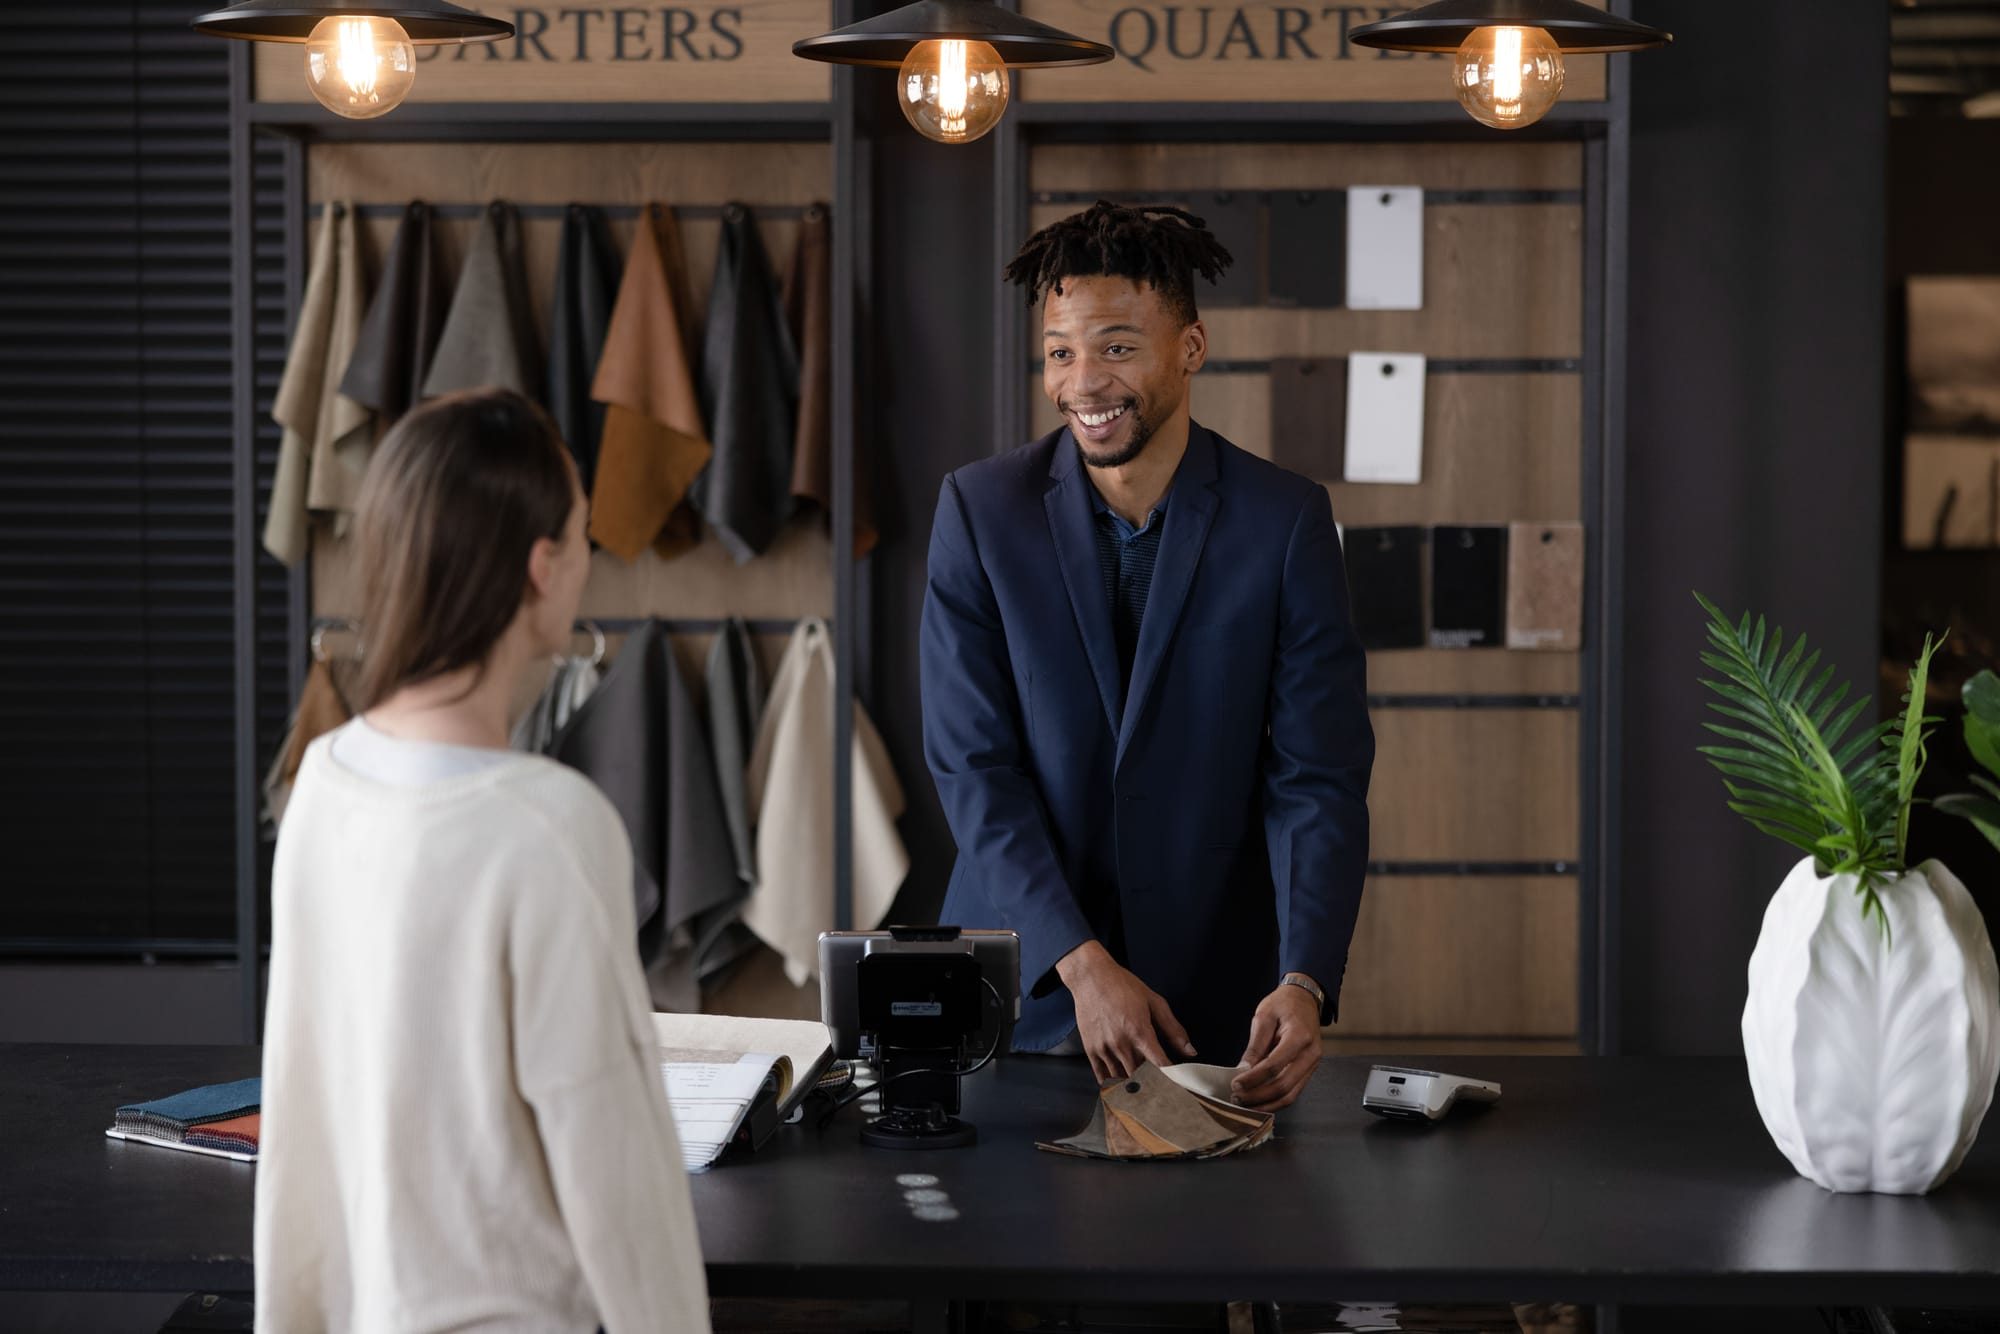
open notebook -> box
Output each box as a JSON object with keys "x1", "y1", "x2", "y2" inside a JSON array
[{"x1": 652, "y1": 1013, "x2": 835, "y2": 1171}]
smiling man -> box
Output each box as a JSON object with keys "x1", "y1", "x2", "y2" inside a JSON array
[{"x1": 919, "y1": 201, "x2": 1375, "y2": 1111}]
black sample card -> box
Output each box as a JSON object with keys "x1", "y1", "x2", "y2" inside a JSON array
[
  {"x1": 1268, "y1": 358, "x2": 1346, "y2": 479},
  {"x1": 1266, "y1": 190, "x2": 1344, "y2": 309},
  {"x1": 1195, "y1": 191, "x2": 1260, "y2": 308},
  {"x1": 1429, "y1": 524, "x2": 1508, "y2": 649},
  {"x1": 1341, "y1": 524, "x2": 1426, "y2": 651}
]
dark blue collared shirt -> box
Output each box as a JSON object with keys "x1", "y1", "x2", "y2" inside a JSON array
[{"x1": 1086, "y1": 476, "x2": 1167, "y2": 702}]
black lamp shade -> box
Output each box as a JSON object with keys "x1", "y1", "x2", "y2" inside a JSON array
[
  {"x1": 1348, "y1": 0, "x2": 1671, "y2": 54},
  {"x1": 792, "y1": 0, "x2": 1112, "y2": 69},
  {"x1": 190, "y1": 0, "x2": 514, "y2": 42}
]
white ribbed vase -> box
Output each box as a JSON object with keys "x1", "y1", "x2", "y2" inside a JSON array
[{"x1": 1742, "y1": 857, "x2": 2000, "y2": 1194}]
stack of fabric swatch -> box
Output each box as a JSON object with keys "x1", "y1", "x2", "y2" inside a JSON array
[
  {"x1": 1037, "y1": 1063, "x2": 1275, "y2": 1161},
  {"x1": 105, "y1": 1077, "x2": 261, "y2": 1162}
]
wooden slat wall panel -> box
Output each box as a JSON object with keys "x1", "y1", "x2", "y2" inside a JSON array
[
  {"x1": 312, "y1": 518, "x2": 834, "y2": 622},
  {"x1": 1026, "y1": 371, "x2": 1581, "y2": 520},
  {"x1": 1024, "y1": 205, "x2": 1582, "y2": 361},
  {"x1": 1324, "y1": 375, "x2": 1581, "y2": 523},
  {"x1": 1366, "y1": 650, "x2": 1579, "y2": 697},
  {"x1": 1334, "y1": 878, "x2": 1579, "y2": 1037},
  {"x1": 1368, "y1": 709, "x2": 1579, "y2": 863},
  {"x1": 304, "y1": 141, "x2": 835, "y2": 626},
  {"x1": 1031, "y1": 142, "x2": 1584, "y2": 193}
]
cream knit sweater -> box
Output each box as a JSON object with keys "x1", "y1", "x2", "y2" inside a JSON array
[{"x1": 255, "y1": 734, "x2": 710, "y2": 1333}]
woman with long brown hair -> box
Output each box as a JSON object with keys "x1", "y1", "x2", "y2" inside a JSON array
[{"x1": 254, "y1": 388, "x2": 709, "y2": 1333}]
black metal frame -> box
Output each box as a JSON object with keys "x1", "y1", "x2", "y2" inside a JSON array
[
  {"x1": 228, "y1": 40, "x2": 868, "y2": 1040},
  {"x1": 193, "y1": 0, "x2": 515, "y2": 43},
  {"x1": 990, "y1": 17, "x2": 1631, "y2": 1060},
  {"x1": 792, "y1": 0, "x2": 1113, "y2": 68},
  {"x1": 229, "y1": 40, "x2": 262, "y2": 1042},
  {"x1": 247, "y1": 99, "x2": 838, "y2": 137},
  {"x1": 1585, "y1": 44, "x2": 1630, "y2": 1061},
  {"x1": 1346, "y1": 0, "x2": 1671, "y2": 55}
]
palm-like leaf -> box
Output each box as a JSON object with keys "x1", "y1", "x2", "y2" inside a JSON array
[
  {"x1": 1693, "y1": 593, "x2": 1894, "y2": 862},
  {"x1": 1792, "y1": 702, "x2": 1890, "y2": 941},
  {"x1": 1693, "y1": 594, "x2": 1931, "y2": 940},
  {"x1": 1887, "y1": 631, "x2": 1943, "y2": 865}
]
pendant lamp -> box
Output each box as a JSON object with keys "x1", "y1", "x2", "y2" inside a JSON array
[
  {"x1": 1349, "y1": 0, "x2": 1670, "y2": 130},
  {"x1": 794, "y1": 0, "x2": 1112, "y2": 146},
  {"x1": 192, "y1": 1, "x2": 514, "y2": 120}
]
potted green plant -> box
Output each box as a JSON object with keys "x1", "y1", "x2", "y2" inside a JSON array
[{"x1": 1695, "y1": 593, "x2": 1998, "y2": 1194}]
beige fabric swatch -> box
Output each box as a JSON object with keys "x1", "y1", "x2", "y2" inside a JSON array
[
  {"x1": 741, "y1": 617, "x2": 908, "y2": 987},
  {"x1": 1039, "y1": 1062, "x2": 1275, "y2": 1160},
  {"x1": 266, "y1": 201, "x2": 371, "y2": 565}
]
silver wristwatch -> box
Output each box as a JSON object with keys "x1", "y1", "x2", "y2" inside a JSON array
[{"x1": 1280, "y1": 972, "x2": 1324, "y2": 1010}]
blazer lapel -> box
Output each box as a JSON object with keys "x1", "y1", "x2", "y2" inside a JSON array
[
  {"x1": 1116, "y1": 426, "x2": 1220, "y2": 768},
  {"x1": 1043, "y1": 432, "x2": 1125, "y2": 736}
]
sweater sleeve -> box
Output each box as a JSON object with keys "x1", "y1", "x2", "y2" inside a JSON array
[
  {"x1": 508, "y1": 793, "x2": 711, "y2": 1334},
  {"x1": 530, "y1": 1062, "x2": 710, "y2": 1334}
]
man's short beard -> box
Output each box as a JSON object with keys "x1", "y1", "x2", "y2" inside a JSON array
[{"x1": 1078, "y1": 406, "x2": 1154, "y2": 470}]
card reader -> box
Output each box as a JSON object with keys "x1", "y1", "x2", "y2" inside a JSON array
[{"x1": 1361, "y1": 1065, "x2": 1502, "y2": 1122}]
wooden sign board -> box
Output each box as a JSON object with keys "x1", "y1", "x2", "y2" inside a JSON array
[
  {"x1": 1017, "y1": 0, "x2": 1606, "y2": 103},
  {"x1": 253, "y1": 0, "x2": 831, "y2": 103}
]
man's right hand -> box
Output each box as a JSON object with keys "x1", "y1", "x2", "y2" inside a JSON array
[{"x1": 1055, "y1": 941, "x2": 1198, "y2": 1082}]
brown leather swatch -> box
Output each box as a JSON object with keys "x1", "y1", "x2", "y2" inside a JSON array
[
  {"x1": 1102, "y1": 1106, "x2": 1153, "y2": 1156},
  {"x1": 1100, "y1": 1065, "x2": 1238, "y2": 1154},
  {"x1": 589, "y1": 204, "x2": 712, "y2": 562}
]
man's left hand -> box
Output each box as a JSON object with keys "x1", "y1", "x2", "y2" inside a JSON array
[{"x1": 1230, "y1": 979, "x2": 1322, "y2": 1111}]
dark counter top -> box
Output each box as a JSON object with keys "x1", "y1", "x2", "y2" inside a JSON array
[{"x1": 4, "y1": 1043, "x2": 1997, "y2": 1306}]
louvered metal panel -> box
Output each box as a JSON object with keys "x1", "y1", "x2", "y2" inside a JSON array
[{"x1": 0, "y1": 3, "x2": 288, "y2": 951}]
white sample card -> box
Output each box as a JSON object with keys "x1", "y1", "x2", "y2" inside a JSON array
[
  {"x1": 1343, "y1": 353, "x2": 1427, "y2": 484},
  {"x1": 1347, "y1": 186, "x2": 1424, "y2": 311}
]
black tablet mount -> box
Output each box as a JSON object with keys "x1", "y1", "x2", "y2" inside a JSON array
[{"x1": 855, "y1": 933, "x2": 994, "y2": 1150}]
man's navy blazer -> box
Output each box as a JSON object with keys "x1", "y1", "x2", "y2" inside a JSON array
[{"x1": 920, "y1": 422, "x2": 1375, "y2": 1059}]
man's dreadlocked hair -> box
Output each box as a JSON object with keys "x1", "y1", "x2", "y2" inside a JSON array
[{"x1": 1003, "y1": 200, "x2": 1234, "y2": 326}]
